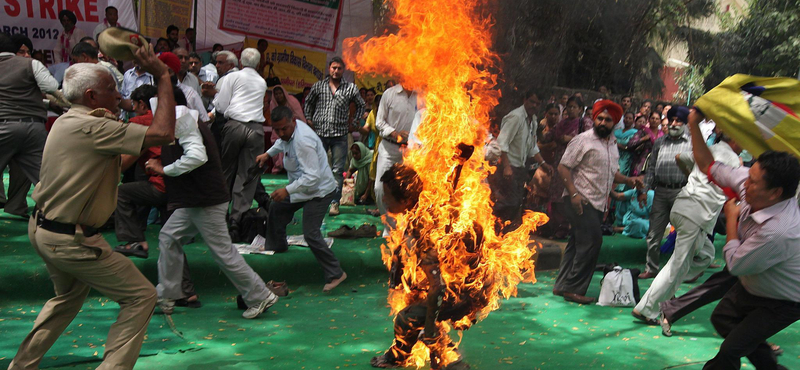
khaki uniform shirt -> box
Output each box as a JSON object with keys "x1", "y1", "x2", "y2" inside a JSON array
[{"x1": 32, "y1": 104, "x2": 148, "y2": 228}]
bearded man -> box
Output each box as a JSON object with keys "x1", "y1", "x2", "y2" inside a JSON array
[{"x1": 554, "y1": 100, "x2": 642, "y2": 304}]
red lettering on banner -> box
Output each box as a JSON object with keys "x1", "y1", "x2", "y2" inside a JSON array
[
  {"x1": 84, "y1": 0, "x2": 97, "y2": 22},
  {"x1": 25, "y1": 0, "x2": 33, "y2": 17},
  {"x1": 40, "y1": 0, "x2": 56, "y2": 19},
  {"x1": 4, "y1": 0, "x2": 20, "y2": 17},
  {"x1": 65, "y1": 0, "x2": 84, "y2": 21}
]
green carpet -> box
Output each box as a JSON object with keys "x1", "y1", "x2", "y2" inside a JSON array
[{"x1": 1, "y1": 173, "x2": 798, "y2": 369}]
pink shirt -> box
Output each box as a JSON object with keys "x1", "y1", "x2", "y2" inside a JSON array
[{"x1": 560, "y1": 130, "x2": 620, "y2": 212}]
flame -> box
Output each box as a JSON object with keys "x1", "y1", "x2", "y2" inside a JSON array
[{"x1": 343, "y1": 0, "x2": 548, "y2": 367}]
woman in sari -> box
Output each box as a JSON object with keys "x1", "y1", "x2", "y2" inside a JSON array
[
  {"x1": 268, "y1": 85, "x2": 307, "y2": 174},
  {"x1": 614, "y1": 111, "x2": 638, "y2": 179},
  {"x1": 628, "y1": 111, "x2": 663, "y2": 176},
  {"x1": 347, "y1": 142, "x2": 374, "y2": 204},
  {"x1": 537, "y1": 96, "x2": 586, "y2": 239}
]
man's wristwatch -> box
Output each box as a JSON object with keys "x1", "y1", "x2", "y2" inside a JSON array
[{"x1": 571, "y1": 192, "x2": 579, "y2": 198}]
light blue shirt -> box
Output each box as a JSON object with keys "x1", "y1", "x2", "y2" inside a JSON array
[
  {"x1": 267, "y1": 120, "x2": 337, "y2": 203},
  {"x1": 121, "y1": 67, "x2": 154, "y2": 99}
]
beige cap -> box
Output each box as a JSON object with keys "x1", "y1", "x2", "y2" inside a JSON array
[{"x1": 97, "y1": 27, "x2": 149, "y2": 61}]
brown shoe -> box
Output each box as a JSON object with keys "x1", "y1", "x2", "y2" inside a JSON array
[
  {"x1": 552, "y1": 289, "x2": 564, "y2": 296},
  {"x1": 563, "y1": 292, "x2": 595, "y2": 304},
  {"x1": 322, "y1": 272, "x2": 347, "y2": 292},
  {"x1": 638, "y1": 271, "x2": 657, "y2": 279}
]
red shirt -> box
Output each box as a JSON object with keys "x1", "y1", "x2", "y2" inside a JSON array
[{"x1": 130, "y1": 111, "x2": 166, "y2": 193}]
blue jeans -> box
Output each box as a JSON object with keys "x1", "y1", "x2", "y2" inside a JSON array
[{"x1": 319, "y1": 135, "x2": 348, "y2": 203}]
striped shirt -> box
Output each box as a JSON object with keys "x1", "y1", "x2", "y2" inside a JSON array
[
  {"x1": 643, "y1": 133, "x2": 692, "y2": 191},
  {"x1": 303, "y1": 76, "x2": 366, "y2": 137},
  {"x1": 711, "y1": 162, "x2": 800, "y2": 302}
]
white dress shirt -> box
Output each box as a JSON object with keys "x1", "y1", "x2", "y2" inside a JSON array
[
  {"x1": 266, "y1": 120, "x2": 337, "y2": 203},
  {"x1": 177, "y1": 81, "x2": 209, "y2": 123},
  {"x1": 212, "y1": 67, "x2": 266, "y2": 123},
  {"x1": 48, "y1": 62, "x2": 70, "y2": 85},
  {"x1": 672, "y1": 141, "x2": 741, "y2": 232},
  {"x1": 376, "y1": 84, "x2": 420, "y2": 140},
  {"x1": 1, "y1": 52, "x2": 59, "y2": 94},
  {"x1": 495, "y1": 104, "x2": 539, "y2": 168},
  {"x1": 181, "y1": 72, "x2": 202, "y2": 96}
]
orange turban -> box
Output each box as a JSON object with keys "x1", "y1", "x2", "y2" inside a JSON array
[{"x1": 592, "y1": 99, "x2": 623, "y2": 123}]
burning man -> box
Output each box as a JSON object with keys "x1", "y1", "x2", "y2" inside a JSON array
[
  {"x1": 554, "y1": 100, "x2": 642, "y2": 304},
  {"x1": 370, "y1": 163, "x2": 470, "y2": 370}
]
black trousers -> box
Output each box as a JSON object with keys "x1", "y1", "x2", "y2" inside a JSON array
[
  {"x1": 661, "y1": 268, "x2": 738, "y2": 324},
  {"x1": 554, "y1": 200, "x2": 604, "y2": 296},
  {"x1": 703, "y1": 282, "x2": 800, "y2": 370}
]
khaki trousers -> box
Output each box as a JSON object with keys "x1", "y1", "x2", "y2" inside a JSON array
[{"x1": 8, "y1": 216, "x2": 157, "y2": 370}]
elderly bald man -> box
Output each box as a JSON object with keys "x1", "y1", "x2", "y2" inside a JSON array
[{"x1": 6, "y1": 44, "x2": 176, "y2": 370}]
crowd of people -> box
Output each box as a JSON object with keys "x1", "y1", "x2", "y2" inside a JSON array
[{"x1": 1, "y1": 9, "x2": 799, "y2": 370}]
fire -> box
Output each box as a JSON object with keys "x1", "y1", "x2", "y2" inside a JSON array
[{"x1": 343, "y1": 0, "x2": 548, "y2": 367}]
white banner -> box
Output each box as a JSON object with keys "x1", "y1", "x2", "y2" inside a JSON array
[
  {"x1": 1, "y1": 0, "x2": 137, "y2": 65},
  {"x1": 218, "y1": 0, "x2": 344, "y2": 52}
]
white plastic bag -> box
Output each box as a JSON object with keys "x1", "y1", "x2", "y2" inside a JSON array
[{"x1": 597, "y1": 266, "x2": 636, "y2": 306}]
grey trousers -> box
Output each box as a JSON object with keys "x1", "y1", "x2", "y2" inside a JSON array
[
  {"x1": 114, "y1": 181, "x2": 197, "y2": 298},
  {"x1": 644, "y1": 187, "x2": 681, "y2": 273},
  {"x1": 1, "y1": 161, "x2": 32, "y2": 215},
  {"x1": 265, "y1": 191, "x2": 344, "y2": 283},
  {"x1": 0, "y1": 120, "x2": 46, "y2": 213},
  {"x1": 156, "y1": 202, "x2": 271, "y2": 306},
  {"x1": 220, "y1": 119, "x2": 265, "y2": 224},
  {"x1": 554, "y1": 200, "x2": 604, "y2": 296},
  {"x1": 634, "y1": 213, "x2": 715, "y2": 319}
]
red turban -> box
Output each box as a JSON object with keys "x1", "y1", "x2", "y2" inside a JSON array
[
  {"x1": 592, "y1": 99, "x2": 623, "y2": 123},
  {"x1": 157, "y1": 52, "x2": 181, "y2": 75}
]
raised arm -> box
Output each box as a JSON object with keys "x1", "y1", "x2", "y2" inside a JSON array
[
  {"x1": 687, "y1": 108, "x2": 714, "y2": 175},
  {"x1": 133, "y1": 45, "x2": 176, "y2": 148}
]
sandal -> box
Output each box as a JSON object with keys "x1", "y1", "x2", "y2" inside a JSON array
[
  {"x1": 631, "y1": 310, "x2": 659, "y2": 325},
  {"x1": 267, "y1": 280, "x2": 289, "y2": 297},
  {"x1": 175, "y1": 297, "x2": 203, "y2": 308},
  {"x1": 115, "y1": 242, "x2": 148, "y2": 259}
]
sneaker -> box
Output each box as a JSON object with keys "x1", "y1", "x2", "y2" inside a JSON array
[
  {"x1": 242, "y1": 293, "x2": 278, "y2": 319},
  {"x1": 158, "y1": 298, "x2": 175, "y2": 315},
  {"x1": 354, "y1": 224, "x2": 378, "y2": 238},
  {"x1": 329, "y1": 202, "x2": 340, "y2": 216}
]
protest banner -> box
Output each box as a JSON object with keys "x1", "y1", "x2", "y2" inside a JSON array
[
  {"x1": 1, "y1": 0, "x2": 135, "y2": 64},
  {"x1": 355, "y1": 73, "x2": 396, "y2": 94},
  {"x1": 243, "y1": 38, "x2": 327, "y2": 94},
  {"x1": 219, "y1": 0, "x2": 343, "y2": 52},
  {"x1": 138, "y1": 0, "x2": 193, "y2": 42}
]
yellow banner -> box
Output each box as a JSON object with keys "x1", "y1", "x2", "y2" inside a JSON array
[
  {"x1": 139, "y1": 0, "x2": 193, "y2": 42},
  {"x1": 243, "y1": 38, "x2": 327, "y2": 94},
  {"x1": 355, "y1": 73, "x2": 397, "y2": 94}
]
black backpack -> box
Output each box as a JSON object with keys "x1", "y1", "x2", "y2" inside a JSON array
[{"x1": 238, "y1": 207, "x2": 268, "y2": 244}]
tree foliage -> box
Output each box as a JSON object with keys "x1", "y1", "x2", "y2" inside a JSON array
[{"x1": 690, "y1": 0, "x2": 800, "y2": 87}]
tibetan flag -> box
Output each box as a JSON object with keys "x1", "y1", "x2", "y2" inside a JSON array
[{"x1": 694, "y1": 74, "x2": 800, "y2": 159}]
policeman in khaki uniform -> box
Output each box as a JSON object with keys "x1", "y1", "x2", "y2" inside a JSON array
[{"x1": 7, "y1": 44, "x2": 177, "y2": 370}]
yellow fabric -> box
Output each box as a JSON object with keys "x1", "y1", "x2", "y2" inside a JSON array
[
  {"x1": 367, "y1": 109, "x2": 381, "y2": 180},
  {"x1": 694, "y1": 74, "x2": 800, "y2": 159}
]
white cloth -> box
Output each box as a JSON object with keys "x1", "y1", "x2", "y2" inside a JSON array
[
  {"x1": 699, "y1": 119, "x2": 716, "y2": 142},
  {"x1": 149, "y1": 104, "x2": 208, "y2": 177},
  {"x1": 266, "y1": 120, "x2": 337, "y2": 203},
  {"x1": 376, "y1": 84, "x2": 419, "y2": 139},
  {"x1": 671, "y1": 142, "x2": 741, "y2": 232},
  {"x1": 1, "y1": 52, "x2": 59, "y2": 94},
  {"x1": 93, "y1": 22, "x2": 114, "y2": 39},
  {"x1": 495, "y1": 104, "x2": 539, "y2": 168},
  {"x1": 199, "y1": 64, "x2": 218, "y2": 83},
  {"x1": 408, "y1": 108, "x2": 425, "y2": 148},
  {"x1": 212, "y1": 67, "x2": 266, "y2": 123},
  {"x1": 177, "y1": 81, "x2": 210, "y2": 123},
  {"x1": 181, "y1": 72, "x2": 202, "y2": 95},
  {"x1": 120, "y1": 67, "x2": 154, "y2": 99}
]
